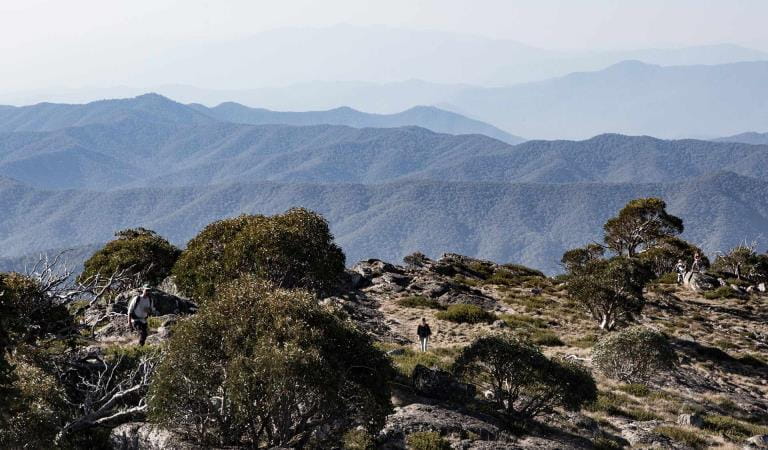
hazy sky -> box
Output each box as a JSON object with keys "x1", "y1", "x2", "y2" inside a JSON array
[{"x1": 1, "y1": 0, "x2": 767, "y2": 90}]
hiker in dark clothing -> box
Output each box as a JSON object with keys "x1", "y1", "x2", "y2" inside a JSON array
[{"x1": 417, "y1": 318, "x2": 432, "y2": 352}]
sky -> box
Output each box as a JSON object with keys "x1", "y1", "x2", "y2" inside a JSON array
[{"x1": 1, "y1": 0, "x2": 767, "y2": 90}]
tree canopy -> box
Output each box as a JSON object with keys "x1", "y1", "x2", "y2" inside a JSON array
[
  {"x1": 452, "y1": 335, "x2": 596, "y2": 419},
  {"x1": 172, "y1": 208, "x2": 346, "y2": 301},
  {"x1": 603, "y1": 198, "x2": 683, "y2": 257},
  {"x1": 79, "y1": 228, "x2": 181, "y2": 288},
  {"x1": 149, "y1": 276, "x2": 394, "y2": 447},
  {"x1": 567, "y1": 257, "x2": 653, "y2": 330}
]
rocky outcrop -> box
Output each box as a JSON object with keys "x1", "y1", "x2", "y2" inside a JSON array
[
  {"x1": 746, "y1": 434, "x2": 768, "y2": 449},
  {"x1": 110, "y1": 422, "x2": 199, "y2": 450},
  {"x1": 683, "y1": 271, "x2": 718, "y2": 292},
  {"x1": 411, "y1": 364, "x2": 476, "y2": 401},
  {"x1": 379, "y1": 403, "x2": 504, "y2": 449}
]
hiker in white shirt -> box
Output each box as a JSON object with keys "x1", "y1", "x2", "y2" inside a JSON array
[
  {"x1": 675, "y1": 259, "x2": 687, "y2": 284},
  {"x1": 127, "y1": 286, "x2": 156, "y2": 346}
]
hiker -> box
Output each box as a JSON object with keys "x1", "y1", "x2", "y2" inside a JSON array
[
  {"x1": 675, "y1": 259, "x2": 687, "y2": 284},
  {"x1": 127, "y1": 285, "x2": 156, "y2": 346},
  {"x1": 691, "y1": 252, "x2": 702, "y2": 273},
  {"x1": 417, "y1": 318, "x2": 432, "y2": 352}
]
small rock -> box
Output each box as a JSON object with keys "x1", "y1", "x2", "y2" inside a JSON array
[
  {"x1": 677, "y1": 413, "x2": 704, "y2": 428},
  {"x1": 387, "y1": 348, "x2": 406, "y2": 356},
  {"x1": 746, "y1": 434, "x2": 768, "y2": 448},
  {"x1": 758, "y1": 283, "x2": 766, "y2": 293},
  {"x1": 491, "y1": 320, "x2": 508, "y2": 329}
]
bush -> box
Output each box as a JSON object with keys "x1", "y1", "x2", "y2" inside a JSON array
[
  {"x1": 383, "y1": 346, "x2": 452, "y2": 378},
  {"x1": 79, "y1": 228, "x2": 180, "y2": 288},
  {"x1": 406, "y1": 431, "x2": 452, "y2": 450},
  {"x1": 149, "y1": 276, "x2": 394, "y2": 447},
  {"x1": 172, "y1": 208, "x2": 345, "y2": 301},
  {"x1": 712, "y1": 244, "x2": 768, "y2": 282},
  {"x1": 396, "y1": 296, "x2": 444, "y2": 310},
  {"x1": 654, "y1": 426, "x2": 708, "y2": 449},
  {"x1": 529, "y1": 329, "x2": 564, "y2": 346},
  {"x1": 592, "y1": 326, "x2": 676, "y2": 383},
  {"x1": 453, "y1": 336, "x2": 597, "y2": 419},
  {"x1": 703, "y1": 414, "x2": 768, "y2": 441},
  {"x1": 567, "y1": 257, "x2": 653, "y2": 330},
  {"x1": 342, "y1": 429, "x2": 375, "y2": 450},
  {"x1": 617, "y1": 383, "x2": 650, "y2": 397},
  {"x1": 703, "y1": 286, "x2": 737, "y2": 300},
  {"x1": 436, "y1": 304, "x2": 496, "y2": 324}
]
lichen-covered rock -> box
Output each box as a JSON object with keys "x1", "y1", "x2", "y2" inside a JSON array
[
  {"x1": 746, "y1": 434, "x2": 768, "y2": 449},
  {"x1": 110, "y1": 422, "x2": 199, "y2": 449},
  {"x1": 677, "y1": 413, "x2": 704, "y2": 428},
  {"x1": 683, "y1": 271, "x2": 718, "y2": 292},
  {"x1": 379, "y1": 403, "x2": 502, "y2": 449}
]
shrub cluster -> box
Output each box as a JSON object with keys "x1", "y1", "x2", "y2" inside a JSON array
[
  {"x1": 436, "y1": 304, "x2": 497, "y2": 324},
  {"x1": 79, "y1": 228, "x2": 180, "y2": 288},
  {"x1": 172, "y1": 208, "x2": 345, "y2": 301},
  {"x1": 453, "y1": 336, "x2": 596, "y2": 419},
  {"x1": 592, "y1": 326, "x2": 676, "y2": 383},
  {"x1": 149, "y1": 276, "x2": 395, "y2": 447}
]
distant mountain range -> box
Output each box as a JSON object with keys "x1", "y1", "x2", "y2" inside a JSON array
[
  {"x1": 714, "y1": 131, "x2": 768, "y2": 145},
  {"x1": 1, "y1": 172, "x2": 766, "y2": 274},
  {"x1": 2, "y1": 92, "x2": 767, "y2": 274},
  {"x1": 7, "y1": 25, "x2": 763, "y2": 91},
  {"x1": 4, "y1": 58, "x2": 768, "y2": 140},
  {"x1": 1, "y1": 100, "x2": 767, "y2": 190},
  {"x1": 188, "y1": 102, "x2": 523, "y2": 144}
]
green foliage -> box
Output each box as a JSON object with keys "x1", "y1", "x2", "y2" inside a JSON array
[
  {"x1": 711, "y1": 244, "x2": 768, "y2": 281},
  {"x1": 453, "y1": 336, "x2": 597, "y2": 419},
  {"x1": 0, "y1": 360, "x2": 69, "y2": 447},
  {"x1": 617, "y1": 383, "x2": 650, "y2": 397},
  {"x1": 396, "y1": 295, "x2": 444, "y2": 310},
  {"x1": 568, "y1": 333, "x2": 599, "y2": 349},
  {"x1": 592, "y1": 436, "x2": 624, "y2": 450},
  {"x1": 435, "y1": 304, "x2": 497, "y2": 324},
  {"x1": 567, "y1": 257, "x2": 653, "y2": 330},
  {"x1": 342, "y1": 429, "x2": 375, "y2": 450},
  {"x1": 561, "y1": 244, "x2": 605, "y2": 273},
  {"x1": 406, "y1": 431, "x2": 452, "y2": 450},
  {"x1": 703, "y1": 414, "x2": 768, "y2": 442},
  {"x1": 529, "y1": 329, "x2": 564, "y2": 346},
  {"x1": 703, "y1": 286, "x2": 738, "y2": 299},
  {"x1": 149, "y1": 276, "x2": 394, "y2": 447},
  {"x1": 383, "y1": 346, "x2": 453, "y2": 378},
  {"x1": 586, "y1": 391, "x2": 635, "y2": 416},
  {"x1": 79, "y1": 228, "x2": 180, "y2": 287},
  {"x1": 654, "y1": 426, "x2": 708, "y2": 449},
  {"x1": 603, "y1": 197, "x2": 684, "y2": 257},
  {"x1": 592, "y1": 326, "x2": 676, "y2": 383},
  {"x1": 172, "y1": 208, "x2": 345, "y2": 301},
  {"x1": 638, "y1": 236, "x2": 708, "y2": 278}
]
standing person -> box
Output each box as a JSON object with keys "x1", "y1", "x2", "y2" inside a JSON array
[
  {"x1": 691, "y1": 252, "x2": 702, "y2": 273},
  {"x1": 675, "y1": 259, "x2": 687, "y2": 284},
  {"x1": 417, "y1": 318, "x2": 432, "y2": 352},
  {"x1": 127, "y1": 285, "x2": 156, "y2": 346}
]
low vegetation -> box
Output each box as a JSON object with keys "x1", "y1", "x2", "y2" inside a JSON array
[
  {"x1": 592, "y1": 326, "x2": 676, "y2": 383},
  {"x1": 435, "y1": 304, "x2": 497, "y2": 324},
  {"x1": 453, "y1": 336, "x2": 597, "y2": 419}
]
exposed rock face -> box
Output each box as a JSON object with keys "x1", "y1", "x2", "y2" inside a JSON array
[
  {"x1": 110, "y1": 422, "x2": 199, "y2": 450},
  {"x1": 677, "y1": 413, "x2": 704, "y2": 428},
  {"x1": 683, "y1": 271, "x2": 718, "y2": 292},
  {"x1": 616, "y1": 420, "x2": 671, "y2": 447},
  {"x1": 411, "y1": 364, "x2": 476, "y2": 401},
  {"x1": 746, "y1": 434, "x2": 768, "y2": 448},
  {"x1": 379, "y1": 403, "x2": 504, "y2": 449}
]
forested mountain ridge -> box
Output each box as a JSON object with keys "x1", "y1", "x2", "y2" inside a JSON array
[{"x1": 1, "y1": 172, "x2": 766, "y2": 274}]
